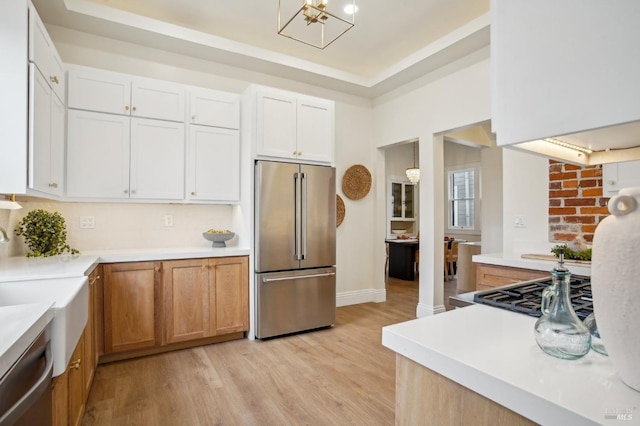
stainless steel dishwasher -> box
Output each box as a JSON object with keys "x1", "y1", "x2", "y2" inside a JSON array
[{"x1": 0, "y1": 324, "x2": 53, "y2": 426}]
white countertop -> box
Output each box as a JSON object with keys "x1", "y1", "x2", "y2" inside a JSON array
[
  {"x1": 382, "y1": 305, "x2": 640, "y2": 425},
  {"x1": 473, "y1": 252, "x2": 591, "y2": 277},
  {"x1": 0, "y1": 303, "x2": 54, "y2": 379},
  {"x1": 0, "y1": 246, "x2": 250, "y2": 282}
]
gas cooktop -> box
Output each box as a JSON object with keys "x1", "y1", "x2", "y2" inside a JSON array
[{"x1": 472, "y1": 275, "x2": 593, "y2": 319}]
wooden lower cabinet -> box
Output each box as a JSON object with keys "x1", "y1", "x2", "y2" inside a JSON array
[
  {"x1": 163, "y1": 256, "x2": 249, "y2": 343},
  {"x1": 103, "y1": 261, "x2": 162, "y2": 353},
  {"x1": 102, "y1": 256, "x2": 248, "y2": 361},
  {"x1": 52, "y1": 265, "x2": 101, "y2": 426},
  {"x1": 51, "y1": 330, "x2": 86, "y2": 426},
  {"x1": 475, "y1": 263, "x2": 548, "y2": 291}
]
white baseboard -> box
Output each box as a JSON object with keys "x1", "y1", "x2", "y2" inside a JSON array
[
  {"x1": 416, "y1": 302, "x2": 447, "y2": 317},
  {"x1": 336, "y1": 288, "x2": 387, "y2": 307}
]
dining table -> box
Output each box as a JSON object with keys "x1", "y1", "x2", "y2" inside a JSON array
[{"x1": 386, "y1": 238, "x2": 419, "y2": 281}]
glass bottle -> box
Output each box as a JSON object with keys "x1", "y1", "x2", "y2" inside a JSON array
[{"x1": 534, "y1": 249, "x2": 591, "y2": 360}]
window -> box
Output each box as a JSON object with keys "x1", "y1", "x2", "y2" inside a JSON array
[{"x1": 448, "y1": 166, "x2": 479, "y2": 230}]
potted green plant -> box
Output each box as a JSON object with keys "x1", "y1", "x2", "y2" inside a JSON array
[{"x1": 15, "y1": 209, "x2": 80, "y2": 257}]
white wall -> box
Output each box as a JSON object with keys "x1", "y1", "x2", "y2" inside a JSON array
[
  {"x1": 373, "y1": 49, "x2": 492, "y2": 316},
  {"x1": 18, "y1": 26, "x2": 378, "y2": 304},
  {"x1": 502, "y1": 148, "x2": 553, "y2": 254},
  {"x1": 480, "y1": 146, "x2": 503, "y2": 253}
]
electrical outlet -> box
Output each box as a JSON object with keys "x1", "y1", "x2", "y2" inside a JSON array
[
  {"x1": 79, "y1": 216, "x2": 95, "y2": 229},
  {"x1": 164, "y1": 215, "x2": 173, "y2": 227},
  {"x1": 514, "y1": 215, "x2": 527, "y2": 228}
]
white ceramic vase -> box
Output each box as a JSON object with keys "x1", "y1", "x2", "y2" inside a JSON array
[{"x1": 591, "y1": 187, "x2": 640, "y2": 392}]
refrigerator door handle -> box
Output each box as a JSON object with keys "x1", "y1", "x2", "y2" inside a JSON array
[
  {"x1": 294, "y1": 172, "x2": 302, "y2": 261},
  {"x1": 300, "y1": 171, "x2": 307, "y2": 260},
  {"x1": 262, "y1": 272, "x2": 336, "y2": 283}
]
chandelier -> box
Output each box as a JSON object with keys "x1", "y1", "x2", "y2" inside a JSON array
[
  {"x1": 406, "y1": 142, "x2": 420, "y2": 184},
  {"x1": 278, "y1": 0, "x2": 357, "y2": 49}
]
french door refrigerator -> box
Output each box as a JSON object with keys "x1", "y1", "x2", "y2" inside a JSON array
[{"x1": 255, "y1": 160, "x2": 336, "y2": 339}]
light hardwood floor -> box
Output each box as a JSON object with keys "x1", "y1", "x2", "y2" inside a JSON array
[{"x1": 83, "y1": 275, "x2": 458, "y2": 425}]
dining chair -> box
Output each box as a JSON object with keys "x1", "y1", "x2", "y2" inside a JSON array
[
  {"x1": 385, "y1": 243, "x2": 389, "y2": 276},
  {"x1": 447, "y1": 241, "x2": 459, "y2": 280},
  {"x1": 444, "y1": 241, "x2": 450, "y2": 280},
  {"x1": 414, "y1": 248, "x2": 420, "y2": 276}
]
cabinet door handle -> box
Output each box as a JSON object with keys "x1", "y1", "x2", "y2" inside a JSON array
[
  {"x1": 124, "y1": 189, "x2": 129, "y2": 194},
  {"x1": 298, "y1": 151, "x2": 302, "y2": 156},
  {"x1": 192, "y1": 115, "x2": 196, "y2": 121},
  {"x1": 70, "y1": 359, "x2": 81, "y2": 370},
  {"x1": 48, "y1": 182, "x2": 58, "y2": 188},
  {"x1": 132, "y1": 106, "x2": 137, "y2": 112},
  {"x1": 50, "y1": 76, "x2": 59, "y2": 84},
  {"x1": 125, "y1": 105, "x2": 130, "y2": 111},
  {"x1": 131, "y1": 190, "x2": 136, "y2": 194},
  {"x1": 191, "y1": 192, "x2": 196, "y2": 196}
]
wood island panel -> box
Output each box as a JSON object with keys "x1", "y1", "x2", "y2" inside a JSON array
[
  {"x1": 395, "y1": 355, "x2": 536, "y2": 426},
  {"x1": 475, "y1": 263, "x2": 548, "y2": 291}
]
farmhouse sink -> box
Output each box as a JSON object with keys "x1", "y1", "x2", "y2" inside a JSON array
[{"x1": 0, "y1": 277, "x2": 88, "y2": 376}]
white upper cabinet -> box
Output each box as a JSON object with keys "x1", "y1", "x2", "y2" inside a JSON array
[
  {"x1": 256, "y1": 91, "x2": 298, "y2": 159},
  {"x1": 252, "y1": 87, "x2": 334, "y2": 165},
  {"x1": 297, "y1": 97, "x2": 333, "y2": 164},
  {"x1": 187, "y1": 125, "x2": 240, "y2": 202},
  {"x1": 68, "y1": 67, "x2": 186, "y2": 122},
  {"x1": 189, "y1": 87, "x2": 240, "y2": 129},
  {"x1": 29, "y1": 65, "x2": 65, "y2": 196},
  {"x1": 67, "y1": 68, "x2": 131, "y2": 116},
  {"x1": 131, "y1": 79, "x2": 185, "y2": 122},
  {"x1": 28, "y1": 3, "x2": 65, "y2": 102},
  {"x1": 130, "y1": 118, "x2": 185, "y2": 200},
  {"x1": 603, "y1": 161, "x2": 640, "y2": 195},
  {"x1": 66, "y1": 110, "x2": 185, "y2": 200},
  {"x1": 67, "y1": 110, "x2": 131, "y2": 199},
  {"x1": 492, "y1": 0, "x2": 640, "y2": 164}
]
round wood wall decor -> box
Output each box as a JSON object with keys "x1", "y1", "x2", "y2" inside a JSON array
[
  {"x1": 336, "y1": 195, "x2": 345, "y2": 227},
  {"x1": 342, "y1": 164, "x2": 371, "y2": 200}
]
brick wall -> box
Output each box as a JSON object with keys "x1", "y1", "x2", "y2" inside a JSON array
[{"x1": 548, "y1": 160, "x2": 609, "y2": 243}]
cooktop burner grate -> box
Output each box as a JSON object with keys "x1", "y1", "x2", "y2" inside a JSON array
[{"x1": 473, "y1": 275, "x2": 592, "y2": 319}]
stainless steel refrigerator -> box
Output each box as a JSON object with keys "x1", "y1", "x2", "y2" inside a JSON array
[{"x1": 255, "y1": 160, "x2": 336, "y2": 339}]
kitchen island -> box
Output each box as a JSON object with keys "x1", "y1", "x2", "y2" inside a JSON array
[{"x1": 382, "y1": 304, "x2": 639, "y2": 425}]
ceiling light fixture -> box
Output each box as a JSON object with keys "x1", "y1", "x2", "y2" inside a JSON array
[
  {"x1": 278, "y1": 0, "x2": 356, "y2": 49},
  {"x1": 542, "y1": 138, "x2": 594, "y2": 155},
  {"x1": 406, "y1": 142, "x2": 420, "y2": 184}
]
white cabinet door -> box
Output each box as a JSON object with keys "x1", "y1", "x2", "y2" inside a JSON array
[
  {"x1": 130, "y1": 118, "x2": 185, "y2": 200},
  {"x1": 50, "y1": 92, "x2": 65, "y2": 196},
  {"x1": 131, "y1": 78, "x2": 185, "y2": 122},
  {"x1": 28, "y1": 4, "x2": 65, "y2": 102},
  {"x1": 67, "y1": 110, "x2": 131, "y2": 198},
  {"x1": 297, "y1": 97, "x2": 333, "y2": 163},
  {"x1": 256, "y1": 91, "x2": 297, "y2": 159},
  {"x1": 603, "y1": 161, "x2": 640, "y2": 195},
  {"x1": 189, "y1": 87, "x2": 240, "y2": 129},
  {"x1": 67, "y1": 68, "x2": 131, "y2": 116},
  {"x1": 30, "y1": 66, "x2": 52, "y2": 194},
  {"x1": 187, "y1": 125, "x2": 240, "y2": 202},
  {"x1": 29, "y1": 65, "x2": 65, "y2": 196}
]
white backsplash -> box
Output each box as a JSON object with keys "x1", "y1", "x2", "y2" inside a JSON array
[{"x1": 2, "y1": 199, "x2": 235, "y2": 256}]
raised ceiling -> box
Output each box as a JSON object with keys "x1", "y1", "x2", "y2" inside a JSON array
[{"x1": 32, "y1": 0, "x2": 490, "y2": 97}]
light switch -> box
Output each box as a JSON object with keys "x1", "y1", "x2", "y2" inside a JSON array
[
  {"x1": 514, "y1": 215, "x2": 527, "y2": 228},
  {"x1": 79, "y1": 216, "x2": 95, "y2": 229},
  {"x1": 164, "y1": 215, "x2": 173, "y2": 227}
]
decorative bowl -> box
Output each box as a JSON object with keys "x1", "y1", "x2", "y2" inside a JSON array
[
  {"x1": 202, "y1": 232, "x2": 235, "y2": 247},
  {"x1": 391, "y1": 229, "x2": 407, "y2": 235}
]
